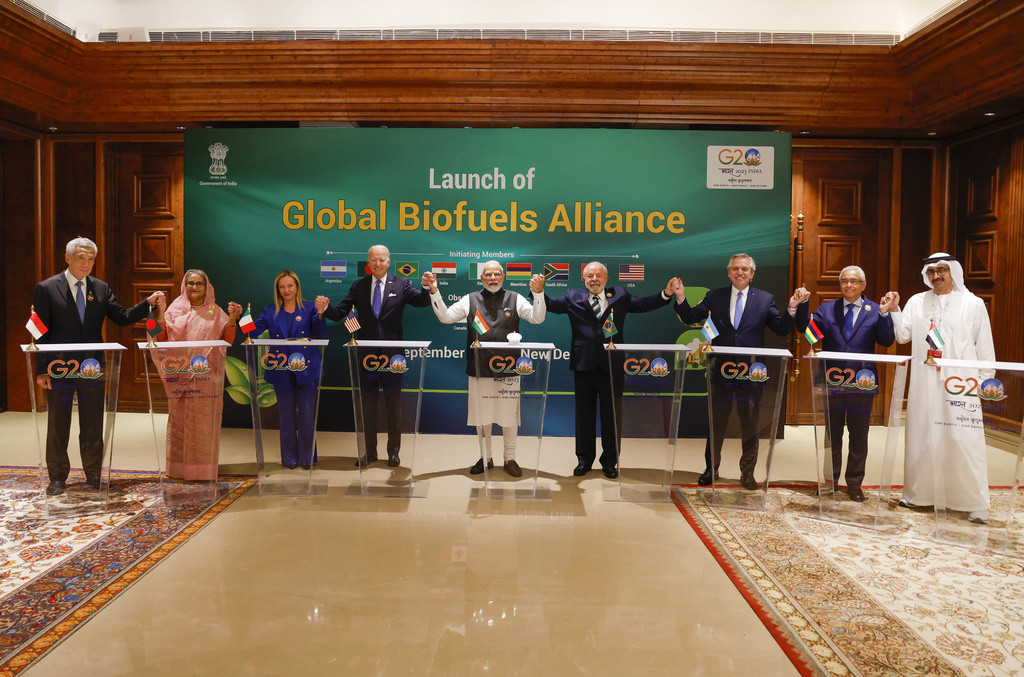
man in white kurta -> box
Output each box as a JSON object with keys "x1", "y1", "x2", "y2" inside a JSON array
[
  {"x1": 890, "y1": 253, "x2": 996, "y2": 523},
  {"x1": 423, "y1": 261, "x2": 546, "y2": 477}
]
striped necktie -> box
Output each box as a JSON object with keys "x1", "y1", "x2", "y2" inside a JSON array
[{"x1": 591, "y1": 295, "x2": 601, "y2": 317}]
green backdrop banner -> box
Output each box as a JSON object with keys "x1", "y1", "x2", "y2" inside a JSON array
[{"x1": 185, "y1": 128, "x2": 792, "y2": 435}]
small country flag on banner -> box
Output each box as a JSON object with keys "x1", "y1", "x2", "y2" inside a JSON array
[
  {"x1": 701, "y1": 317, "x2": 719, "y2": 342},
  {"x1": 239, "y1": 307, "x2": 256, "y2": 334},
  {"x1": 804, "y1": 318, "x2": 824, "y2": 344},
  {"x1": 145, "y1": 309, "x2": 162, "y2": 338},
  {"x1": 468, "y1": 262, "x2": 484, "y2": 279},
  {"x1": 25, "y1": 309, "x2": 47, "y2": 339},
  {"x1": 619, "y1": 264, "x2": 645, "y2": 281},
  {"x1": 544, "y1": 263, "x2": 569, "y2": 281},
  {"x1": 926, "y1": 321, "x2": 945, "y2": 350},
  {"x1": 320, "y1": 260, "x2": 347, "y2": 277},
  {"x1": 506, "y1": 262, "x2": 532, "y2": 278},
  {"x1": 396, "y1": 262, "x2": 417, "y2": 278},
  {"x1": 432, "y1": 262, "x2": 457, "y2": 278},
  {"x1": 471, "y1": 310, "x2": 490, "y2": 335},
  {"x1": 357, "y1": 260, "x2": 371, "y2": 276},
  {"x1": 602, "y1": 311, "x2": 618, "y2": 338},
  {"x1": 344, "y1": 312, "x2": 361, "y2": 334}
]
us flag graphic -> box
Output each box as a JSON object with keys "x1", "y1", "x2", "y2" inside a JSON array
[{"x1": 619, "y1": 264, "x2": 645, "y2": 281}]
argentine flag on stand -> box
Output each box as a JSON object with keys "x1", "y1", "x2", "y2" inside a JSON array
[{"x1": 701, "y1": 317, "x2": 719, "y2": 342}]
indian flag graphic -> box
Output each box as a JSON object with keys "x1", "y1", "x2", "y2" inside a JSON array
[
  {"x1": 471, "y1": 310, "x2": 490, "y2": 335},
  {"x1": 432, "y1": 262, "x2": 457, "y2": 278}
]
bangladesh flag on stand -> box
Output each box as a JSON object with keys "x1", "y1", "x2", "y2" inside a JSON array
[{"x1": 145, "y1": 310, "x2": 162, "y2": 339}]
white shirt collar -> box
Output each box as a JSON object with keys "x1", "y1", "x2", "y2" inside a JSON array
[{"x1": 64, "y1": 269, "x2": 86, "y2": 288}]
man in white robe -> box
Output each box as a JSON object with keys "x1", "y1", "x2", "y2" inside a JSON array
[
  {"x1": 890, "y1": 253, "x2": 996, "y2": 523},
  {"x1": 423, "y1": 261, "x2": 546, "y2": 477}
]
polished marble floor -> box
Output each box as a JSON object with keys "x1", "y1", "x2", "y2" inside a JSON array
[{"x1": 2, "y1": 411, "x2": 1016, "y2": 676}]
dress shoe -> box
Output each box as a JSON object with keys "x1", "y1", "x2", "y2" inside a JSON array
[
  {"x1": 284, "y1": 462, "x2": 299, "y2": 469},
  {"x1": 602, "y1": 467, "x2": 618, "y2": 479},
  {"x1": 697, "y1": 469, "x2": 717, "y2": 486},
  {"x1": 968, "y1": 510, "x2": 989, "y2": 524},
  {"x1": 299, "y1": 463, "x2": 311, "y2": 470},
  {"x1": 469, "y1": 458, "x2": 494, "y2": 475},
  {"x1": 354, "y1": 455, "x2": 378, "y2": 467},
  {"x1": 504, "y1": 460, "x2": 522, "y2": 477},
  {"x1": 573, "y1": 463, "x2": 590, "y2": 477},
  {"x1": 45, "y1": 480, "x2": 66, "y2": 496},
  {"x1": 898, "y1": 498, "x2": 917, "y2": 508},
  {"x1": 740, "y1": 474, "x2": 758, "y2": 491},
  {"x1": 85, "y1": 474, "x2": 101, "y2": 490},
  {"x1": 847, "y1": 486, "x2": 865, "y2": 502},
  {"x1": 387, "y1": 456, "x2": 400, "y2": 468}
]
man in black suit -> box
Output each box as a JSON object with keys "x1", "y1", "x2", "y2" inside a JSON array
[
  {"x1": 316, "y1": 244, "x2": 431, "y2": 467},
  {"x1": 545, "y1": 261, "x2": 682, "y2": 478},
  {"x1": 675, "y1": 253, "x2": 807, "y2": 489},
  {"x1": 33, "y1": 237, "x2": 163, "y2": 496}
]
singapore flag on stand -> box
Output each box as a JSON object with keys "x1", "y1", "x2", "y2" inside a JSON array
[{"x1": 26, "y1": 310, "x2": 48, "y2": 340}]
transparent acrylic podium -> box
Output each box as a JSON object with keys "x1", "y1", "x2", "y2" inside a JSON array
[
  {"x1": 345, "y1": 340, "x2": 430, "y2": 498},
  {"x1": 22, "y1": 342, "x2": 126, "y2": 518},
  {"x1": 605, "y1": 343, "x2": 691, "y2": 502},
  {"x1": 806, "y1": 351, "x2": 909, "y2": 530},
  {"x1": 917, "y1": 357, "x2": 1024, "y2": 553},
  {"x1": 244, "y1": 338, "x2": 328, "y2": 496},
  {"x1": 139, "y1": 340, "x2": 232, "y2": 504},
  {"x1": 700, "y1": 346, "x2": 791, "y2": 510},
  {"x1": 469, "y1": 342, "x2": 554, "y2": 500}
]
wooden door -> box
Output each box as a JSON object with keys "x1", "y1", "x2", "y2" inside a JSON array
[
  {"x1": 105, "y1": 142, "x2": 183, "y2": 412},
  {"x1": 789, "y1": 148, "x2": 892, "y2": 424}
]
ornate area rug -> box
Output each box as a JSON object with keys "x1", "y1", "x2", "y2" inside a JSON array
[
  {"x1": 0, "y1": 468, "x2": 254, "y2": 676},
  {"x1": 674, "y1": 486, "x2": 1024, "y2": 677}
]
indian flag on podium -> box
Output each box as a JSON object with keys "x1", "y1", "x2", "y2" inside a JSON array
[
  {"x1": 471, "y1": 310, "x2": 490, "y2": 335},
  {"x1": 926, "y1": 320, "x2": 945, "y2": 350},
  {"x1": 804, "y1": 318, "x2": 824, "y2": 345}
]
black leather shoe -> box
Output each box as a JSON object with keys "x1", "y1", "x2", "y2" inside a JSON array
[
  {"x1": 573, "y1": 463, "x2": 589, "y2": 477},
  {"x1": 697, "y1": 469, "x2": 715, "y2": 486},
  {"x1": 470, "y1": 458, "x2": 494, "y2": 475},
  {"x1": 847, "y1": 486, "x2": 865, "y2": 502},
  {"x1": 300, "y1": 463, "x2": 311, "y2": 470},
  {"x1": 387, "y1": 456, "x2": 400, "y2": 468},
  {"x1": 284, "y1": 462, "x2": 298, "y2": 469},
  {"x1": 504, "y1": 460, "x2": 522, "y2": 477},
  {"x1": 354, "y1": 455, "x2": 379, "y2": 467},
  {"x1": 602, "y1": 467, "x2": 618, "y2": 479},
  {"x1": 46, "y1": 480, "x2": 66, "y2": 496},
  {"x1": 740, "y1": 474, "x2": 758, "y2": 491},
  {"x1": 85, "y1": 475, "x2": 101, "y2": 490}
]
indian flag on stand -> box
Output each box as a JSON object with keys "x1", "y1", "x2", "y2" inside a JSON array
[
  {"x1": 432, "y1": 262, "x2": 457, "y2": 278},
  {"x1": 239, "y1": 306, "x2": 256, "y2": 334},
  {"x1": 701, "y1": 317, "x2": 719, "y2": 342},
  {"x1": 804, "y1": 318, "x2": 824, "y2": 345},
  {"x1": 926, "y1": 320, "x2": 945, "y2": 351},
  {"x1": 471, "y1": 310, "x2": 490, "y2": 335},
  {"x1": 25, "y1": 308, "x2": 47, "y2": 339}
]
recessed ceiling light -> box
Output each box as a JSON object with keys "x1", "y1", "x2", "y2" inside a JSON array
[
  {"x1": 927, "y1": 132, "x2": 937, "y2": 136},
  {"x1": 799, "y1": 130, "x2": 810, "y2": 135},
  {"x1": 176, "y1": 126, "x2": 186, "y2": 130},
  {"x1": 983, "y1": 112, "x2": 997, "y2": 117}
]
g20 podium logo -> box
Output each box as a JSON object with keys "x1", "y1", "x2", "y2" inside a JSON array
[
  {"x1": 261, "y1": 351, "x2": 309, "y2": 372},
  {"x1": 623, "y1": 357, "x2": 670, "y2": 377},
  {"x1": 717, "y1": 148, "x2": 762, "y2": 167},
  {"x1": 720, "y1": 361, "x2": 769, "y2": 382},
  {"x1": 160, "y1": 355, "x2": 211, "y2": 375},
  {"x1": 489, "y1": 355, "x2": 534, "y2": 376},
  {"x1": 945, "y1": 376, "x2": 1007, "y2": 401},
  {"x1": 47, "y1": 358, "x2": 102, "y2": 379},
  {"x1": 825, "y1": 367, "x2": 877, "y2": 391},
  {"x1": 362, "y1": 354, "x2": 409, "y2": 374}
]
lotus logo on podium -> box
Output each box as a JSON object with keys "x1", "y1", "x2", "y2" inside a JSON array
[
  {"x1": 46, "y1": 358, "x2": 103, "y2": 379},
  {"x1": 287, "y1": 353, "x2": 308, "y2": 372},
  {"x1": 208, "y1": 143, "x2": 229, "y2": 176},
  {"x1": 623, "y1": 357, "x2": 670, "y2": 377},
  {"x1": 979, "y1": 378, "x2": 1007, "y2": 402},
  {"x1": 854, "y1": 369, "x2": 877, "y2": 391},
  {"x1": 160, "y1": 355, "x2": 210, "y2": 374},
  {"x1": 361, "y1": 354, "x2": 408, "y2": 374}
]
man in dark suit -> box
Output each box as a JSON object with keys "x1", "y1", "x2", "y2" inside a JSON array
[
  {"x1": 33, "y1": 237, "x2": 163, "y2": 496},
  {"x1": 545, "y1": 261, "x2": 682, "y2": 478},
  {"x1": 316, "y1": 244, "x2": 431, "y2": 467},
  {"x1": 796, "y1": 265, "x2": 897, "y2": 501},
  {"x1": 675, "y1": 253, "x2": 806, "y2": 490}
]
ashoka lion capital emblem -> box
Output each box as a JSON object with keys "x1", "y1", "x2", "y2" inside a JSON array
[{"x1": 208, "y1": 143, "x2": 229, "y2": 176}]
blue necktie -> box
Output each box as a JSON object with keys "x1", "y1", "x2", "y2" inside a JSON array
[
  {"x1": 591, "y1": 295, "x2": 601, "y2": 317},
  {"x1": 843, "y1": 303, "x2": 855, "y2": 340},
  {"x1": 75, "y1": 280, "x2": 86, "y2": 323},
  {"x1": 733, "y1": 290, "x2": 744, "y2": 329},
  {"x1": 372, "y1": 279, "x2": 382, "y2": 317}
]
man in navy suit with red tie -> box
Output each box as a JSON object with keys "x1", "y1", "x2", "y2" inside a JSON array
[
  {"x1": 796, "y1": 265, "x2": 897, "y2": 501},
  {"x1": 546, "y1": 262, "x2": 682, "y2": 478},
  {"x1": 316, "y1": 244, "x2": 431, "y2": 467},
  {"x1": 675, "y1": 253, "x2": 806, "y2": 490},
  {"x1": 33, "y1": 237, "x2": 163, "y2": 496}
]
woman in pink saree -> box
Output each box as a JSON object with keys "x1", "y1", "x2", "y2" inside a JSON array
[{"x1": 153, "y1": 270, "x2": 242, "y2": 480}]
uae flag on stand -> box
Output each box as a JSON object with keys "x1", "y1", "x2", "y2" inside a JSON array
[
  {"x1": 25, "y1": 309, "x2": 48, "y2": 339},
  {"x1": 926, "y1": 321, "x2": 945, "y2": 350}
]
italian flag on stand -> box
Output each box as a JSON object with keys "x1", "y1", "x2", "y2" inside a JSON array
[{"x1": 239, "y1": 306, "x2": 256, "y2": 334}]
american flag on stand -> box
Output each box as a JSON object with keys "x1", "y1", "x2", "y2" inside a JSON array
[{"x1": 344, "y1": 312, "x2": 361, "y2": 334}]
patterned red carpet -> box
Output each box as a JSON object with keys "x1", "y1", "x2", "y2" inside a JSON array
[
  {"x1": 674, "y1": 486, "x2": 1024, "y2": 677},
  {"x1": 0, "y1": 469, "x2": 254, "y2": 676}
]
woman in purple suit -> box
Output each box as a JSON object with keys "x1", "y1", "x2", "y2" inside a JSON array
[{"x1": 248, "y1": 270, "x2": 326, "y2": 469}]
